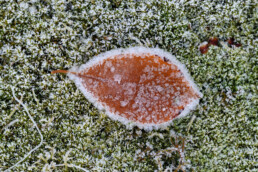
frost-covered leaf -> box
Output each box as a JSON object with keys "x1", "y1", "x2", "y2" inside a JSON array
[{"x1": 52, "y1": 47, "x2": 202, "y2": 130}]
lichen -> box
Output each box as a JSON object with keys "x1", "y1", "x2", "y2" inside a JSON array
[{"x1": 0, "y1": 0, "x2": 257, "y2": 171}]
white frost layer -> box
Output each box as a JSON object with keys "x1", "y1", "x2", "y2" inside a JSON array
[{"x1": 68, "y1": 46, "x2": 203, "y2": 131}]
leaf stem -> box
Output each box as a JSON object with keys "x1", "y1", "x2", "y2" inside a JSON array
[{"x1": 51, "y1": 70, "x2": 77, "y2": 75}]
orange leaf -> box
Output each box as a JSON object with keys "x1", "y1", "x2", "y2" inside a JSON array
[{"x1": 52, "y1": 47, "x2": 202, "y2": 130}]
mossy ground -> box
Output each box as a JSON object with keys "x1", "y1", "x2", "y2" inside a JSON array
[{"x1": 0, "y1": 0, "x2": 257, "y2": 171}]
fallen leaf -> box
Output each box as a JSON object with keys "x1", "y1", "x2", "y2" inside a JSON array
[{"x1": 52, "y1": 47, "x2": 202, "y2": 130}]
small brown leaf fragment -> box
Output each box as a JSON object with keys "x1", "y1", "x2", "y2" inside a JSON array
[
  {"x1": 163, "y1": 57, "x2": 170, "y2": 62},
  {"x1": 227, "y1": 38, "x2": 242, "y2": 47},
  {"x1": 208, "y1": 37, "x2": 219, "y2": 46},
  {"x1": 227, "y1": 38, "x2": 235, "y2": 45},
  {"x1": 199, "y1": 43, "x2": 209, "y2": 54},
  {"x1": 235, "y1": 43, "x2": 242, "y2": 47}
]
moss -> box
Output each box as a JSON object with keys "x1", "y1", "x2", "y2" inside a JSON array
[{"x1": 0, "y1": 0, "x2": 257, "y2": 171}]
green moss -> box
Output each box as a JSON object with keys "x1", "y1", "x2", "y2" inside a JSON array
[{"x1": 0, "y1": 0, "x2": 257, "y2": 171}]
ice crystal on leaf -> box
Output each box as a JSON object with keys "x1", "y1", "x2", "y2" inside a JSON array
[{"x1": 52, "y1": 47, "x2": 202, "y2": 130}]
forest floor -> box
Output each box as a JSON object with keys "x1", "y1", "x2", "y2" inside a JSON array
[{"x1": 0, "y1": 0, "x2": 257, "y2": 171}]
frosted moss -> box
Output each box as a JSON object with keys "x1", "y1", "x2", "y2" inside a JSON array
[{"x1": 0, "y1": 0, "x2": 257, "y2": 171}]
